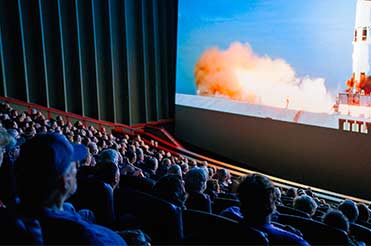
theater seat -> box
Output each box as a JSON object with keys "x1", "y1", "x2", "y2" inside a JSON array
[
  {"x1": 356, "y1": 221, "x2": 371, "y2": 230},
  {"x1": 182, "y1": 209, "x2": 268, "y2": 244},
  {"x1": 119, "y1": 174, "x2": 155, "y2": 194},
  {"x1": 350, "y1": 223, "x2": 371, "y2": 244},
  {"x1": 0, "y1": 207, "x2": 43, "y2": 243},
  {"x1": 117, "y1": 190, "x2": 183, "y2": 244},
  {"x1": 68, "y1": 177, "x2": 115, "y2": 227},
  {"x1": 274, "y1": 214, "x2": 349, "y2": 244},
  {"x1": 276, "y1": 204, "x2": 311, "y2": 218},
  {"x1": 212, "y1": 197, "x2": 240, "y2": 215}
]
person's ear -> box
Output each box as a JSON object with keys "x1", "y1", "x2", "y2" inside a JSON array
[{"x1": 62, "y1": 172, "x2": 72, "y2": 192}]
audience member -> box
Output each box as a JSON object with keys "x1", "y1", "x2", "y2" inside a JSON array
[
  {"x1": 293, "y1": 195, "x2": 317, "y2": 217},
  {"x1": 274, "y1": 187, "x2": 282, "y2": 206},
  {"x1": 356, "y1": 203, "x2": 370, "y2": 224},
  {"x1": 15, "y1": 133, "x2": 126, "y2": 244},
  {"x1": 142, "y1": 157, "x2": 158, "y2": 180},
  {"x1": 152, "y1": 174, "x2": 186, "y2": 209},
  {"x1": 95, "y1": 161, "x2": 120, "y2": 190},
  {"x1": 184, "y1": 167, "x2": 211, "y2": 213},
  {"x1": 237, "y1": 173, "x2": 308, "y2": 245},
  {"x1": 168, "y1": 164, "x2": 182, "y2": 179},
  {"x1": 204, "y1": 179, "x2": 220, "y2": 201},
  {"x1": 338, "y1": 200, "x2": 359, "y2": 223},
  {"x1": 323, "y1": 210, "x2": 364, "y2": 246},
  {"x1": 180, "y1": 162, "x2": 189, "y2": 176},
  {"x1": 215, "y1": 168, "x2": 230, "y2": 193}
]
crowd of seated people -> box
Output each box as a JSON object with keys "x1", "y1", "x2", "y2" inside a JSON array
[{"x1": 0, "y1": 102, "x2": 370, "y2": 244}]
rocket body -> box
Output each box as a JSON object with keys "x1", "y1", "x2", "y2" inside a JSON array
[{"x1": 352, "y1": 0, "x2": 371, "y2": 87}]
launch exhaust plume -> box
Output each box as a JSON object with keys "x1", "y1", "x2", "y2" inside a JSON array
[{"x1": 194, "y1": 42, "x2": 333, "y2": 113}]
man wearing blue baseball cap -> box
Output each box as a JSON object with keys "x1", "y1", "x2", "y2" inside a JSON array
[{"x1": 15, "y1": 133, "x2": 127, "y2": 244}]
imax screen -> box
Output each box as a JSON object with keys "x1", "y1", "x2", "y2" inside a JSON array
[{"x1": 176, "y1": 0, "x2": 371, "y2": 130}]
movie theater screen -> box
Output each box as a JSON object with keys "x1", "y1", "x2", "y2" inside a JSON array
[{"x1": 175, "y1": 0, "x2": 371, "y2": 200}]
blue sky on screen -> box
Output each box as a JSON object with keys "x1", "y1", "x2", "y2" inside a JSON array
[{"x1": 176, "y1": 0, "x2": 356, "y2": 95}]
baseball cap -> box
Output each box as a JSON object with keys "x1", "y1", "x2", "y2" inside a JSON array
[{"x1": 17, "y1": 133, "x2": 87, "y2": 177}]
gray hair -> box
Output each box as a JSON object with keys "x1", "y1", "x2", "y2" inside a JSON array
[
  {"x1": 184, "y1": 167, "x2": 208, "y2": 193},
  {"x1": 293, "y1": 195, "x2": 317, "y2": 216},
  {"x1": 98, "y1": 148, "x2": 120, "y2": 165}
]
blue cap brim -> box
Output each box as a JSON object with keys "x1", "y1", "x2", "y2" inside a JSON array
[{"x1": 71, "y1": 143, "x2": 88, "y2": 161}]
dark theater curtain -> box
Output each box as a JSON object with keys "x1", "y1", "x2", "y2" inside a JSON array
[{"x1": 0, "y1": 0, "x2": 178, "y2": 125}]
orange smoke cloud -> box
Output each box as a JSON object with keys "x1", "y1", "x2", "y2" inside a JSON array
[{"x1": 194, "y1": 42, "x2": 334, "y2": 113}]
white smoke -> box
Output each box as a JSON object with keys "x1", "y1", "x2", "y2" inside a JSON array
[{"x1": 194, "y1": 42, "x2": 334, "y2": 113}]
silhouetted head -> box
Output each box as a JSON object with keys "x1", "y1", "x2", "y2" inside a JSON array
[
  {"x1": 237, "y1": 173, "x2": 276, "y2": 222},
  {"x1": 293, "y1": 195, "x2": 317, "y2": 216},
  {"x1": 356, "y1": 203, "x2": 370, "y2": 222},
  {"x1": 323, "y1": 210, "x2": 349, "y2": 233},
  {"x1": 338, "y1": 200, "x2": 359, "y2": 223}
]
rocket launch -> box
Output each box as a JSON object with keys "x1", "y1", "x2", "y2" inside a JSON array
[
  {"x1": 353, "y1": 0, "x2": 371, "y2": 84},
  {"x1": 193, "y1": 0, "x2": 371, "y2": 118},
  {"x1": 338, "y1": 0, "x2": 371, "y2": 118},
  {"x1": 347, "y1": 0, "x2": 371, "y2": 93}
]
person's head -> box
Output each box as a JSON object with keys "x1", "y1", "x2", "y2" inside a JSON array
[
  {"x1": 189, "y1": 159, "x2": 197, "y2": 169},
  {"x1": 73, "y1": 134, "x2": 82, "y2": 144},
  {"x1": 98, "y1": 148, "x2": 120, "y2": 166},
  {"x1": 274, "y1": 187, "x2": 282, "y2": 202},
  {"x1": 15, "y1": 133, "x2": 87, "y2": 211},
  {"x1": 125, "y1": 150, "x2": 137, "y2": 164},
  {"x1": 144, "y1": 157, "x2": 158, "y2": 172},
  {"x1": 180, "y1": 163, "x2": 189, "y2": 175},
  {"x1": 6, "y1": 136, "x2": 25, "y2": 160},
  {"x1": 7, "y1": 128, "x2": 20, "y2": 139},
  {"x1": 356, "y1": 203, "x2": 370, "y2": 222},
  {"x1": 94, "y1": 161, "x2": 120, "y2": 190},
  {"x1": 153, "y1": 174, "x2": 186, "y2": 207},
  {"x1": 161, "y1": 158, "x2": 172, "y2": 167},
  {"x1": 338, "y1": 200, "x2": 359, "y2": 223},
  {"x1": 80, "y1": 148, "x2": 92, "y2": 166},
  {"x1": 0, "y1": 127, "x2": 12, "y2": 166},
  {"x1": 286, "y1": 187, "x2": 297, "y2": 198},
  {"x1": 206, "y1": 179, "x2": 220, "y2": 193},
  {"x1": 293, "y1": 195, "x2": 317, "y2": 216},
  {"x1": 10, "y1": 109, "x2": 18, "y2": 118},
  {"x1": 207, "y1": 167, "x2": 215, "y2": 178},
  {"x1": 184, "y1": 167, "x2": 208, "y2": 193},
  {"x1": 305, "y1": 188, "x2": 314, "y2": 198},
  {"x1": 323, "y1": 210, "x2": 349, "y2": 233},
  {"x1": 237, "y1": 173, "x2": 276, "y2": 221},
  {"x1": 168, "y1": 164, "x2": 182, "y2": 178},
  {"x1": 87, "y1": 142, "x2": 99, "y2": 155},
  {"x1": 216, "y1": 168, "x2": 228, "y2": 182},
  {"x1": 136, "y1": 148, "x2": 144, "y2": 162}
]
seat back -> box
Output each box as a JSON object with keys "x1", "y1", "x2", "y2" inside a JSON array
[
  {"x1": 68, "y1": 177, "x2": 115, "y2": 227},
  {"x1": 212, "y1": 198, "x2": 240, "y2": 215},
  {"x1": 276, "y1": 204, "x2": 310, "y2": 218},
  {"x1": 350, "y1": 223, "x2": 371, "y2": 244},
  {"x1": 119, "y1": 175, "x2": 155, "y2": 194},
  {"x1": 275, "y1": 214, "x2": 349, "y2": 244},
  {"x1": 357, "y1": 221, "x2": 371, "y2": 230},
  {"x1": 182, "y1": 209, "x2": 268, "y2": 244},
  {"x1": 0, "y1": 207, "x2": 43, "y2": 243},
  {"x1": 281, "y1": 196, "x2": 294, "y2": 207},
  {"x1": 117, "y1": 190, "x2": 183, "y2": 244}
]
